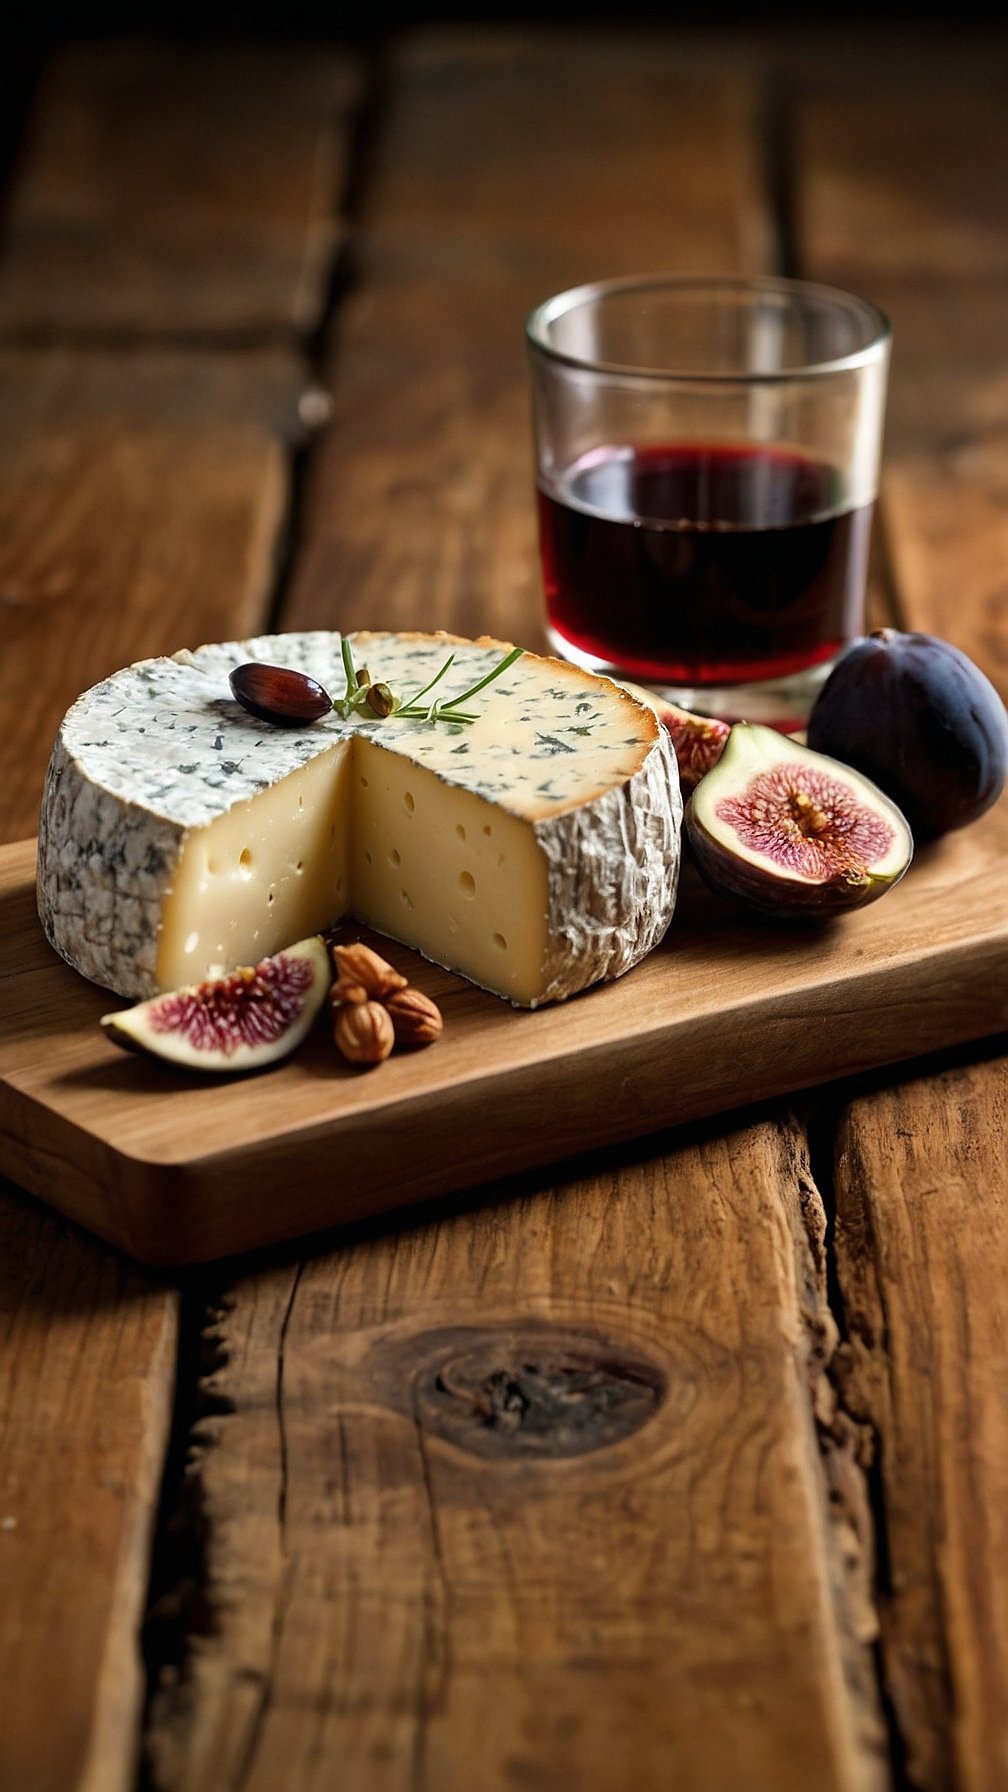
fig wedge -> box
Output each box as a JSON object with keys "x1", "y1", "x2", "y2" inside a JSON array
[
  {"x1": 101, "y1": 935, "x2": 330, "y2": 1072},
  {"x1": 685, "y1": 724, "x2": 913, "y2": 919},
  {"x1": 619, "y1": 682, "x2": 730, "y2": 791}
]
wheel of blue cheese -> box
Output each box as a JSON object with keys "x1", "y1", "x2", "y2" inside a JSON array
[{"x1": 37, "y1": 630, "x2": 682, "y2": 1006}]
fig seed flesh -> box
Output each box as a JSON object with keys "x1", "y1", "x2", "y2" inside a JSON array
[
  {"x1": 101, "y1": 935, "x2": 331, "y2": 1071},
  {"x1": 686, "y1": 723, "x2": 913, "y2": 920}
]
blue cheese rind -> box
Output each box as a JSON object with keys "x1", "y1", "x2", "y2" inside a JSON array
[{"x1": 37, "y1": 630, "x2": 682, "y2": 1006}]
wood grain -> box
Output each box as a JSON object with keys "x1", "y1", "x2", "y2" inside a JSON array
[
  {"x1": 792, "y1": 65, "x2": 1008, "y2": 467},
  {"x1": 286, "y1": 32, "x2": 769, "y2": 644},
  {"x1": 835, "y1": 1061, "x2": 1008, "y2": 1792},
  {"x1": 0, "y1": 1195, "x2": 176, "y2": 1792},
  {"x1": 2, "y1": 810, "x2": 1006, "y2": 1264},
  {"x1": 0, "y1": 39, "x2": 358, "y2": 1792},
  {"x1": 0, "y1": 45, "x2": 359, "y2": 338},
  {"x1": 0, "y1": 381, "x2": 287, "y2": 841},
  {"x1": 795, "y1": 80, "x2": 1008, "y2": 285},
  {"x1": 3, "y1": 28, "x2": 1003, "y2": 1792},
  {"x1": 145, "y1": 1124, "x2": 889, "y2": 1792},
  {"x1": 797, "y1": 49, "x2": 1008, "y2": 1792},
  {"x1": 883, "y1": 452, "x2": 1008, "y2": 693},
  {"x1": 142, "y1": 31, "x2": 891, "y2": 1791}
]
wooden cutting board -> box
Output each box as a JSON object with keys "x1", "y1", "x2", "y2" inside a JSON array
[{"x1": 1, "y1": 819, "x2": 1005, "y2": 1265}]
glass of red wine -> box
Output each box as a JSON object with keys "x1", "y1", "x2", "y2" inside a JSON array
[{"x1": 526, "y1": 276, "x2": 890, "y2": 728}]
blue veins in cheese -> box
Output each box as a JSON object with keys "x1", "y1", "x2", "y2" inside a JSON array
[{"x1": 37, "y1": 630, "x2": 682, "y2": 1007}]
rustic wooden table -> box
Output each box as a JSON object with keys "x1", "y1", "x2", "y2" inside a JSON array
[{"x1": 1, "y1": 25, "x2": 1006, "y2": 1792}]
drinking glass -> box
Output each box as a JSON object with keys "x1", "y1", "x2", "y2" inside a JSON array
[{"x1": 526, "y1": 274, "x2": 891, "y2": 727}]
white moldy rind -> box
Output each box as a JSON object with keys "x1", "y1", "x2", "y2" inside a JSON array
[
  {"x1": 38, "y1": 731, "x2": 186, "y2": 996},
  {"x1": 533, "y1": 749, "x2": 681, "y2": 1006},
  {"x1": 37, "y1": 630, "x2": 682, "y2": 1005}
]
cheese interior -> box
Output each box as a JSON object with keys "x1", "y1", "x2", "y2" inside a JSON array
[
  {"x1": 41, "y1": 629, "x2": 679, "y2": 1006},
  {"x1": 157, "y1": 737, "x2": 550, "y2": 1005}
]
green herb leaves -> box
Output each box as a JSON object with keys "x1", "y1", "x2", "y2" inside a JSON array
[{"x1": 333, "y1": 639, "x2": 523, "y2": 728}]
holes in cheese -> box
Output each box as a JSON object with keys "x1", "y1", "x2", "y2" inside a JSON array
[
  {"x1": 159, "y1": 744, "x2": 553, "y2": 1004},
  {"x1": 40, "y1": 630, "x2": 681, "y2": 1006},
  {"x1": 158, "y1": 743, "x2": 353, "y2": 992}
]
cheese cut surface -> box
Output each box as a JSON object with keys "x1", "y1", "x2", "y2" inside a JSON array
[{"x1": 37, "y1": 631, "x2": 682, "y2": 1006}]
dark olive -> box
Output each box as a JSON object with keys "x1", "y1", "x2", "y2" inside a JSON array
[{"x1": 229, "y1": 662, "x2": 332, "y2": 727}]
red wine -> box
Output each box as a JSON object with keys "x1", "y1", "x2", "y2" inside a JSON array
[{"x1": 537, "y1": 442, "x2": 873, "y2": 687}]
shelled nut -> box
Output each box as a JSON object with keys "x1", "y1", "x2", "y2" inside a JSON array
[
  {"x1": 328, "y1": 978, "x2": 368, "y2": 1008},
  {"x1": 331, "y1": 942, "x2": 408, "y2": 1000},
  {"x1": 384, "y1": 985, "x2": 444, "y2": 1048},
  {"x1": 333, "y1": 999, "x2": 395, "y2": 1066}
]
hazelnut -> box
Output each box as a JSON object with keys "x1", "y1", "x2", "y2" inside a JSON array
[
  {"x1": 333, "y1": 999, "x2": 395, "y2": 1066},
  {"x1": 384, "y1": 985, "x2": 444, "y2": 1048},
  {"x1": 331, "y1": 942, "x2": 408, "y2": 1000}
]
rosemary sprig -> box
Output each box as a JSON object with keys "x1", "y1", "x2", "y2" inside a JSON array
[
  {"x1": 437, "y1": 646, "x2": 524, "y2": 707},
  {"x1": 333, "y1": 636, "x2": 369, "y2": 718},
  {"x1": 396, "y1": 652, "x2": 456, "y2": 714},
  {"x1": 334, "y1": 639, "x2": 521, "y2": 727}
]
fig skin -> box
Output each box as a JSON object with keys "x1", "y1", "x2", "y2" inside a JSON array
[
  {"x1": 807, "y1": 630, "x2": 1008, "y2": 840},
  {"x1": 101, "y1": 935, "x2": 331, "y2": 1072},
  {"x1": 685, "y1": 723, "x2": 913, "y2": 921}
]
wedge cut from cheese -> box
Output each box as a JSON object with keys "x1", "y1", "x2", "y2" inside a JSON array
[{"x1": 37, "y1": 631, "x2": 682, "y2": 1006}]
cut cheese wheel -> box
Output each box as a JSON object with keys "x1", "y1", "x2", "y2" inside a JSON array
[{"x1": 37, "y1": 631, "x2": 682, "y2": 1006}]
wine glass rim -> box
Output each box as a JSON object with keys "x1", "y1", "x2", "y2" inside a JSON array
[{"x1": 525, "y1": 274, "x2": 892, "y2": 381}]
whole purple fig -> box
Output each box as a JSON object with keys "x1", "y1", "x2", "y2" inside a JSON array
[{"x1": 807, "y1": 630, "x2": 1008, "y2": 840}]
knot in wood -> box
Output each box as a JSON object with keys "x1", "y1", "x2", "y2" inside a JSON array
[{"x1": 415, "y1": 1328, "x2": 664, "y2": 1460}]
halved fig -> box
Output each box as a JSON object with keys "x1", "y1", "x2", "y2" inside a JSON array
[
  {"x1": 101, "y1": 935, "x2": 331, "y2": 1072},
  {"x1": 619, "y1": 682, "x2": 731, "y2": 790},
  {"x1": 686, "y1": 724, "x2": 913, "y2": 919}
]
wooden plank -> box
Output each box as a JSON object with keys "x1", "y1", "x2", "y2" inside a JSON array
[
  {"x1": 286, "y1": 32, "x2": 769, "y2": 644},
  {"x1": 2, "y1": 813, "x2": 1006, "y2": 1264},
  {"x1": 142, "y1": 32, "x2": 891, "y2": 1790},
  {"x1": 145, "y1": 1125, "x2": 889, "y2": 1792},
  {"x1": 0, "y1": 350, "x2": 291, "y2": 841},
  {"x1": 0, "y1": 45, "x2": 359, "y2": 338},
  {"x1": 792, "y1": 66, "x2": 1008, "y2": 475},
  {"x1": 0, "y1": 38, "x2": 359, "y2": 1790},
  {"x1": 0, "y1": 1194, "x2": 176, "y2": 1792},
  {"x1": 883, "y1": 452, "x2": 1008, "y2": 695},
  {"x1": 0, "y1": 343, "x2": 315, "y2": 438},
  {"x1": 796, "y1": 47, "x2": 1008, "y2": 1792},
  {"x1": 368, "y1": 30, "x2": 770, "y2": 265},
  {"x1": 794, "y1": 71, "x2": 1008, "y2": 683},
  {"x1": 835, "y1": 1060, "x2": 1008, "y2": 1792},
  {"x1": 795, "y1": 82, "x2": 1008, "y2": 285}
]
